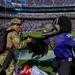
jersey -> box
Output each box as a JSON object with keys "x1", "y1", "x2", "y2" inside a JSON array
[{"x1": 44, "y1": 32, "x2": 75, "y2": 59}]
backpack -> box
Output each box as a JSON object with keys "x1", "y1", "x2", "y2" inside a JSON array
[{"x1": 0, "y1": 28, "x2": 15, "y2": 54}]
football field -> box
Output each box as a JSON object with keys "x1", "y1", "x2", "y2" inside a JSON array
[
  {"x1": 15, "y1": 31, "x2": 75, "y2": 75},
  {"x1": 14, "y1": 50, "x2": 56, "y2": 75}
]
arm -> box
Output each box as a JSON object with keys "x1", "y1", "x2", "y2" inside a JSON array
[
  {"x1": 64, "y1": 34, "x2": 75, "y2": 47},
  {"x1": 10, "y1": 31, "x2": 32, "y2": 49}
]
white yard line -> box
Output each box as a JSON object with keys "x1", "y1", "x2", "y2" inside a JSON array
[{"x1": 14, "y1": 50, "x2": 55, "y2": 61}]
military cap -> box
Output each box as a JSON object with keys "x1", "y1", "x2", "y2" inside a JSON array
[{"x1": 10, "y1": 18, "x2": 21, "y2": 25}]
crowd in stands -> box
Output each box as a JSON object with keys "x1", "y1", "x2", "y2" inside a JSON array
[
  {"x1": 0, "y1": 0, "x2": 75, "y2": 32},
  {"x1": 0, "y1": 0, "x2": 75, "y2": 8},
  {"x1": 0, "y1": 18, "x2": 75, "y2": 32},
  {"x1": 0, "y1": 12, "x2": 75, "y2": 19},
  {"x1": 0, "y1": 19, "x2": 52, "y2": 32},
  {"x1": 0, "y1": 0, "x2": 12, "y2": 8}
]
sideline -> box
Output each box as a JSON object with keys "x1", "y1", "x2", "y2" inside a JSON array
[{"x1": 14, "y1": 50, "x2": 55, "y2": 61}]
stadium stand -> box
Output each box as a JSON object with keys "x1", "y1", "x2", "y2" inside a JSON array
[
  {"x1": 0, "y1": 0, "x2": 75, "y2": 31},
  {"x1": 0, "y1": 0, "x2": 75, "y2": 7},
  {"x1": 0, "y1": 18, "x2": 75, "y2": 32}
]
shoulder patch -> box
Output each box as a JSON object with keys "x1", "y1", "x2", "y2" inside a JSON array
[{"x1": 14, "y1": 38, "x2": 20, "y2": 43}]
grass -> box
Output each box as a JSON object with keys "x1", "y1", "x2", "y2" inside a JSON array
[
  {"x1": 17, "y1": 60, "x2": 56, "y2": 75},
  {"x1": 18, "y1": 32, "x2": 55, "y2": 74},
  {"x1": 21, "y1": 31, "x2": 75, "y2": 50},
  {"x1": 18, "y1": 31, "x2": 75, "y2": 75},
  {"x1": 21, "y1": 32, "x2": 52, "y2": 50}
]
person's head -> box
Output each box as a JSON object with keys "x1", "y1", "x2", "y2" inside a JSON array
[
  {"x1": 33, "y1": 23, "x2": 60, "y2": 37},
  {"x1": 52, "y1": 15, "x2": 72, "y2": 33},
  {"x1": 10, "y1": 18, "x2": 22, "y2": 31},
  {"x1": 33, "y1": 15, "x2": 72, "y2": 37}
]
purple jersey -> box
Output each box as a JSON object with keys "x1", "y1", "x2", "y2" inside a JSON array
[{"x1": 44, "y1": 33, "x2": 75, "y2": 59}]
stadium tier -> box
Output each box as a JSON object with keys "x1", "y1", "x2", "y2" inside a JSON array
[
  {"x1": 0, "y1": 19, "x2": 75, "y2": 32},
  {"x1": 0, "y1": 0, "x2": 75, "y2": 31},
  {"x1": 0, "y1": 0, "x2": 75, "y2": 8}
]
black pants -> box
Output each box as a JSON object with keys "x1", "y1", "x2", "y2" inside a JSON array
[
  {"x1": 70, "y1": 57, "x2": 75, "y2": 75},
  {"x1": 52, "y1": 57, "x2": 72, "y2": 75}
]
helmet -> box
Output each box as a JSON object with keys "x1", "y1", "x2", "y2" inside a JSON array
[
  {"x1": 10, "y1": 18, "x2": 21, "y2": 25},
  {"x1": 33, "y1": 23, "x2": 60, "y2": 36}
]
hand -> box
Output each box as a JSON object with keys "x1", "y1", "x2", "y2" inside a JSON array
[{"x1": 27, "y1": 37, "x2": 32, "y2": 43}]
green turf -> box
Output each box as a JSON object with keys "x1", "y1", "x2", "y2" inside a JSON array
[
  {"x1": 21, "y1": 31, "x2": 75, "y2": 50},
  {"x1": 22, "y1": 32, "x2": 42, "y2": 37},
  {"x1": 17, "y1": 60, "x2": 56, "y2": 75},
  {"x1": 22, "y1": 31, "x2": 75, "y2": 38},
  {"x1": 21, "y1": 32, "x2": 52, "y2": 50},
  {"x1": 18, "y1": 31, "x2": 75, "y2": 75},
  {"x1": 19, "y1": 31, "x2": 75, "y2": 75}
]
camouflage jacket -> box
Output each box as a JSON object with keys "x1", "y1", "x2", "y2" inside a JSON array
[{"x1": 6, "y1": 27, "x2": 27, "y2": 50}]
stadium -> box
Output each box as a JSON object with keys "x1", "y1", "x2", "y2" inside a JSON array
[{"x1": 0, "y1": 0, "x2": 75, "y2": 75}]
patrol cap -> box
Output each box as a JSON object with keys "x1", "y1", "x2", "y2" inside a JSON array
[
  {"x1": 10, "y1": 18, "x2": 21, "y2": 25},
  {"x1": 33, "y1": 23, "x2": 60, "y2": 36}
]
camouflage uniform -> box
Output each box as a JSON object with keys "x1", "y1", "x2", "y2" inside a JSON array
[{"x1": 0, "y1": 18, "x2": 28, "y2": 75}]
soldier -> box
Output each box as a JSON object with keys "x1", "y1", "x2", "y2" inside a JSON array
[{"x1": 0, "y1": 18, "x2": 32, "y2": 75}]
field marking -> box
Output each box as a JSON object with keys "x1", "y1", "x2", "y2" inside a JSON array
[{"x1": 14, "y1": 50, "x2": 55, "y2": 61}]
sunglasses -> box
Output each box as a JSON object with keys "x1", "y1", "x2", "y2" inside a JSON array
[{"x1": 12, "y1": 23, "x2": 21, "y2": 26}]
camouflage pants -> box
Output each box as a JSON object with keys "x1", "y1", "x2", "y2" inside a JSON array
[{"x1": 0, "y1": 51, "x2": 14, "y2": 75}]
